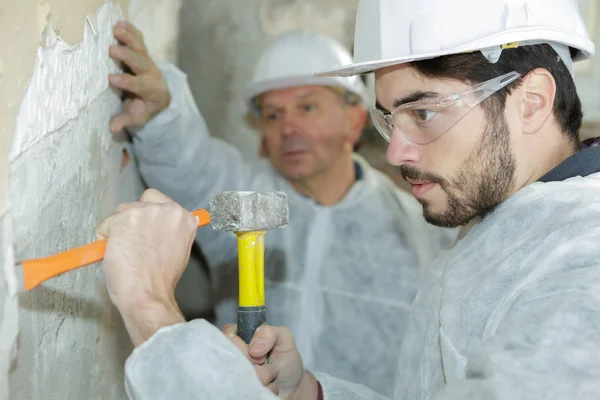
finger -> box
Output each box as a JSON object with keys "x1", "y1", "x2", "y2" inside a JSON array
[
  {"x1": 115, "y1": 202, "x2": 144, "y2": 213},
  {"x1": 249, "y1": 325, "x2": 291, "y2": 359},
  {"x1": 228, "y1": 335, "x2": 250, "y2": 359},
  {"x1": 222, "y1": 324, "x2": 237, "y2": 337},
  {"x1": 109, "y1": 73, "x2": 138, "y2": 94},
  {"x1": 95, "y1": 216, "x2": 110, "y2": 240},
  {"x1": 255, "y1": 363, "x2": 278, "y2": 387},
  {"x1": 265, "y1": 382, "x2": 279, "y2": 395},
  {"x1": 140, "y1": 188, "x2": 174, "y2": 203},
  {"x1": 95, "y1": 213, "x2": 120, "y2": 240},
  {"x1": 110, "y1": 111, "x2": 136, "y2": 134},
  {"x1": 120, "y1": 21, "x2": 145, "y2": 45},
  {"x1": 109, "y1": 73, "x2": 159, "y2": 101},
  {"x1": 113, "y1": 22, "x2": 146, "y2": 53},
  {"x1": 109, "y1": 45, "x2": 151, "y2": 74}
]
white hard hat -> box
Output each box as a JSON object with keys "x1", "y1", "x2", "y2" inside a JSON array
[
  {"x1": 245, "y1": 30, "x2": 370, "y2": 113},
  {"x1": 318, "y1": 0, "x2": 595, "y2": 77}
]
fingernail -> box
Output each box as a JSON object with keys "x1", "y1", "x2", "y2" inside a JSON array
[{"x1": 249, "y1": 339, "x2": 267, "y2": 353}]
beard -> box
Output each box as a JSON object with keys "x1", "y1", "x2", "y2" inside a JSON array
[{"x1": 400, "y1": 110, "x2": 517, "y2": 228}]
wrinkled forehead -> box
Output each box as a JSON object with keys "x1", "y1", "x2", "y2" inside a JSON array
[{"x1": 374, "y1": 63, "x2": 471, "y2": 111}]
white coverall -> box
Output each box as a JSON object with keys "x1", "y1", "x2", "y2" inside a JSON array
[
  {"x1": 130, "y1": 63, "x2": 456, "y2": 395},
  {"x1": 124, "y1": 154, "x2": 600, "y2": 399}
]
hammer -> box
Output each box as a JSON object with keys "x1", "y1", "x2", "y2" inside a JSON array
[{"x1": 209, "y1": 191, "x2": 289, "y2": 344}]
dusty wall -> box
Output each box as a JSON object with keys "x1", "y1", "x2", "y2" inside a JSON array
[
  {"x1": 0, "y1": 0, "x2": 181, "y2": 399},
  {"x1": 6, "y1": 3, "x2": 136, "y2": 399}
]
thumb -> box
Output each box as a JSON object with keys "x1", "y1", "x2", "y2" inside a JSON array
[
  {"x1": 249, "y1": 325, "x2": 290, "y2": 359},
  {"x1": 95, "y1": 213, "x2": 119, "y2": 241},
  {"x1": 140, "y1": 188, "x2": 174, "y2": 203},
  {"x1": 221, "y1": 324, "x2": 237, "y2": 337}
]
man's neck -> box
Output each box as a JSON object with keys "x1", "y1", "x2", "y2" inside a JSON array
[
  {"x1": 527, "y1": 138, "x2": 578, "y2": 185},
  {"x1": 291, "y1": 156, "x2": 357, "y2": 206}
]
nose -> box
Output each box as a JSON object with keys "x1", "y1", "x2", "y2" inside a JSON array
[
  {"x1": 386, "y1": 129, "x2": 420, "y2": 166},
  {"x1": 280, "y1": 113, "x2": 299, "y2": 137}
]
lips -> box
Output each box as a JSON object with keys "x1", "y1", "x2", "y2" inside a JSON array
[
  {"x1": 405, "y1": 178, "x2": 433, "y2": 186},
  {"x1": 283, "y1": 149, "x2": 308, "y2": 158},
  {"x1": 405, "y1": 178, "x2": 437, "y2": 198}
]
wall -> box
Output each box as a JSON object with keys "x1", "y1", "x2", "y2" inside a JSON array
[
  {"x1": 0, "y1": 4, "x2": 126, "y2": 394},
  {"x1": 0, "y1": 0, "x2": 180, "y2": 399}
]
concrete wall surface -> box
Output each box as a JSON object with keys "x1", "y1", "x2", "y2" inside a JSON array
[{"x1": 0, "y1": 0, "x2": 180, "y2": 398}]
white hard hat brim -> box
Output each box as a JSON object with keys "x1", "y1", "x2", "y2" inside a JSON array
[
  {"x1": 317, "y1": 27, "x2": 595, "y2": 77},
  {"x1": 244, "y1": 75, "x2": 368, "y2": 108}
]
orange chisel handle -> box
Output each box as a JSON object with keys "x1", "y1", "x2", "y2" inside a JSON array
[{"x1": 20, "y1": 208, "x2": 211, "y2": 291}]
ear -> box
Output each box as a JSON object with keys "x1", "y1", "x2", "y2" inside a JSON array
[
  {"x1": 520, "y1": 68, "x2": 556, "y2": 134},
  {"x1": 345, "y1": 105, "x2": 368, "y2": 145}
]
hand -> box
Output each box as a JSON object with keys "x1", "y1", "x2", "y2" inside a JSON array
[
  {"x1": 223, "y1": 324, "x2": 319, "y2": 399},
  {"x1": 108, "y1": 21, "x2": 171, "y2": 133},
  {"x1": 96, "y1": 189, "x2": 198, "y2": 345}
]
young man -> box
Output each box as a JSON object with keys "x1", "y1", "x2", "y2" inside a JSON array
[{"x1": 107, "y1": 25, "x2": 455, "y2": 394}]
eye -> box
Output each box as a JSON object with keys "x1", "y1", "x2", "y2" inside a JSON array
[
  {"x1": 300, "y1": 103, "x2": 316, "y2": 113},
  {"x1": 262, "y1": 112, "x2": 281, "y2": 122},
  {"x1": 412, "y1": 109, "x2": 437, "y2": 123}
]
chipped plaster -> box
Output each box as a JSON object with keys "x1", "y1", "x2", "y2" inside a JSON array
[{"x1": 0, "y1": 1, "x2": 150, "y2": 398}]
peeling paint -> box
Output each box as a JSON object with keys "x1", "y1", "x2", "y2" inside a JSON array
[
  {"x1": 10, "y1": 2, "x2": 124, "y2": 161},
  {"x1": 6, "y1": 2, "x2": 143, "y2": 398}
]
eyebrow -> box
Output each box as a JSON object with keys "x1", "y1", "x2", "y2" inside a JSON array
[
  {"x1": 393, "y1": 91, "x2": 440, "y2": 108},
  {"x1": 375, "y1": 90, "x2": 440, "y2": 113}
]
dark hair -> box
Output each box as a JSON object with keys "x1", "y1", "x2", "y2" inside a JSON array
[{"x1": 412, "y1": 44, "x2": 582, "y2": 147}]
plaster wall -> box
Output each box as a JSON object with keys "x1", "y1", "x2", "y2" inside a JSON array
[{"x1": 0, "y1": 0, "x2": 181, "y2": 398}]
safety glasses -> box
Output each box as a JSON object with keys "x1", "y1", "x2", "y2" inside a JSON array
[{"x1": 369, "y1": 71, "x2": 522, "y2": 145}]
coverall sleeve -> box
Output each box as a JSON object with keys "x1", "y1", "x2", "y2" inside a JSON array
[
  {"x1": 124, "y1": 320, "x2": 387, "y2": 400},
  {"x1": 435, "y1": 264, "x2": 600, "y2": 400},
  {"x1": 130, "y1": 61, "x2": 263, "y2": 262},
  {"x1": 315, "y1": 372, "x2": 389, "y2": 400},
  {"x1": 124, "y1": 319, "x2": 279, "y2": 400},
  {"x1": 124, "y1": 319, "x2": 389, "y2": 400}
]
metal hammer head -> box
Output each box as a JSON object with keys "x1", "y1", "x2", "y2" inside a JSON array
[{"x1": 209, "y1": 191, "x2": 289, "y2": 232}]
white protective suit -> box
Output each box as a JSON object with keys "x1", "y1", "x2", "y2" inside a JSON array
[
  {"x1": 130, "y1": 62, "x2": 456, "y2": 395},
  {"x1": 124, "y1": 160, "x2": 600, "y2": 399}
]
